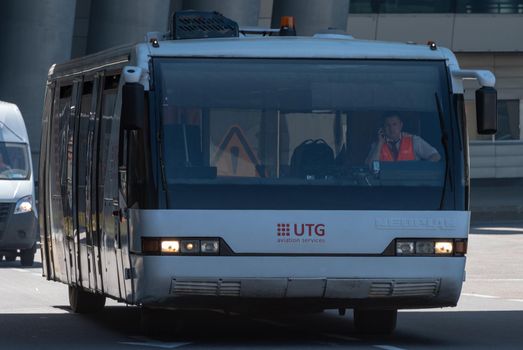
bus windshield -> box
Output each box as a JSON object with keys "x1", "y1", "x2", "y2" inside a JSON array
[
  {"x1": 0, "y1": 142, "x2": 30, "y2": 180},
  {"x1": 156, "y1": 58, "x2": 454, "y2": 210}
]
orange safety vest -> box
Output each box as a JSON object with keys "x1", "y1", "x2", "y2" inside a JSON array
[{"x1": 380, "y1": 135, "x2": 415, "y2": 161}]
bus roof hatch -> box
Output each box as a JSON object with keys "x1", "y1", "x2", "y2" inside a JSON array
[{"x1": 171, "y1": 10, "x2": 239, "y2": 40}]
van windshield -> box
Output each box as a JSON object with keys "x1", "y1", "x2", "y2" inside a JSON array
[
  {"x1": 0, "y1": 142, "x2": 30, "y2": 180},
  {"x1": 155, "y1": 58, "x2": 456, "y2": 210}
]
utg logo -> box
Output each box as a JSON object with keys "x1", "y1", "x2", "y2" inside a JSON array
[{"x1": 277, "y1": 223, "x2": 326, "y2": 237}]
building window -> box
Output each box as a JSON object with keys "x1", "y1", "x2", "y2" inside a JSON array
[
  {"x1": 350, "y1": 0, "x2": 454, "y2": 13},
  {"x1": 350, "y1": 0, "x2": 523, "y2": 14},
  {"x1": 495, "y1": 99, "x2": 520, "y2": 140},
  {"x1": 466, "y1": 99, "x2": 521, "y2": 141},
  {"x1": 456, "y1": 0, "x2": 523, "y2": 14}
]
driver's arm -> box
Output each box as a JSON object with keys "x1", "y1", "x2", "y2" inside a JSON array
[{"x1": 414, "y1": 136, "x2": 441, "y2": 161}]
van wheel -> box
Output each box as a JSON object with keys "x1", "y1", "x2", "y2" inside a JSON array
[
  {"x1": 68, "y1": 285, "x2": 106, "y2": 313},
  {"x1": 353, "y1": 309, "x2": 397, "y2": 335},
  {"x1": 20, "y1": 245, "x2": 36, "y2": 266},
  {"x1": 4, "y1": 252, "x2": 17, "y2": 262}
]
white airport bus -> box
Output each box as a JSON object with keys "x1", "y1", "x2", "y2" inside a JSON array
[{"x1": 39, "y1": 11, "x2": 497, "y2": 334}]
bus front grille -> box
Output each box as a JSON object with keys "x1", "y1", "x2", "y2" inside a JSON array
[
  {"x1": 369, "y1": 280, "x2": 440, "y2": 298},
  {"x1": 170, "y1": 278, "x2": 440, "y2": 299},
  {"x1": 172, "y1": 279, "x2": 241, "y2": 297}
]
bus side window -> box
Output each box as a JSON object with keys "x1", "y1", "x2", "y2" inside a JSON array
[{"x1": 97, "y1": 74, "x2": 119, "y2": 218}]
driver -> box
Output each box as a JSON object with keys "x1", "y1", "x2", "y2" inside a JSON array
[{"x1": 365, "y1": 113, "x2": 441, "y2": 165}]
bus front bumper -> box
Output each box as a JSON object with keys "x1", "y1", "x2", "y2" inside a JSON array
[{"x1": 132, "y1": 255, "x2": 466, "y2": 309}]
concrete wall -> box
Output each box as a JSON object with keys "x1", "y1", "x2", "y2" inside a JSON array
[
  {"x1": 457, "y1": 53, "x2": 523, "y2": 101},
  {"x1": 348, "y1": 14, "x2": 523, "y2": 52},
  {"x1": 72, "y1": 0, "x2": 92, "y2": 58},
  {"x1": 259, "y1": 0, "x2": 274, "y2": 27},
  {"x1": 0, "y1": 0, "x2": 77, "y2": 168},
  {"x1": 272, "y1": 0, "x2": 350, "y2": 36},
  {"x1": 183, "y1": 0, "x2": 261, "y2": 26},
  {"x1": 86, "y1": 0, "x2": 171, "y2": 54},
  {"x1": 470, "y1": 142, "x2": 523, "y2": 178},
  {"x1": 457, "y1": 53, "x2": 523, "y2": 178}
]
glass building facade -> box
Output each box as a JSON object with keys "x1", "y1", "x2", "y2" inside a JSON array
[{"x1": 350, "y1": 0, "x2": 523, "y2": 14}]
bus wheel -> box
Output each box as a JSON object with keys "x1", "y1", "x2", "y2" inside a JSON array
[
  {"x1": 20, "y1": 245, "x2": 36, "y2": 266},
  {"x1": 68, "y1": 286, "x2": 106, "y2": 313},
  {"x1": 353, "y1": 309, "x2": 397, "y2": 335}
]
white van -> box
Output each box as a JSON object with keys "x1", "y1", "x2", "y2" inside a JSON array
[{"x1": 0, "y1": 101, "x2": 37, "y2": 266}]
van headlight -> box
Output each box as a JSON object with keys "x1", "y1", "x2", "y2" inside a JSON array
[{"x1": 14, "y1": 195, "x2": 33, "y2": 214}]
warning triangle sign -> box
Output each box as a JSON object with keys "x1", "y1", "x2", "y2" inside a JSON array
[{"x1": 214, "y1": 126, "x2": 262, "y2": 177}]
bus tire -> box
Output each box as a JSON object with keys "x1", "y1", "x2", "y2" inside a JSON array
[
  {"x1": 20, "y1": 245, "x2": 36, "y2": 266},
  {"x1": 68, "y1": 285, "x2": 106, "y2": 313},
  {"x1": 353, "y1": 309, "x2": 397, "y2": 335}
]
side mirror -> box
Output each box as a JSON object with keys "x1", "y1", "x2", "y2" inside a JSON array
[
  {"x1": 475, "y1": 86, "x2": 497, "y2": 135},
  {"x1": 121, "y1": 83, "x2": 145, "y2": 130}
]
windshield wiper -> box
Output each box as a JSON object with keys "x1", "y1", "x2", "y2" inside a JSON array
[
  {"x1": 157, "y1": 128, "x2": 170, "y2": 208},
  {"x1": 435, "y1": 92, "x2": 453, "y2": 210}
]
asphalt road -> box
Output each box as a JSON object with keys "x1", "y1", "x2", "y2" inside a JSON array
[{"x1": 0, "y1": 221, "x2": 522, "y2": 349}]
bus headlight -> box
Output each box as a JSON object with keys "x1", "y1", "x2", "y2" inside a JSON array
[
  {"x1": 180, "y1": 240, "x2": 200, "y2": 254},
  {"x1": 142, "y1": 238, "x2": 221, "y2": 255},
  {"x1": 396, "y1": 241, "x2": 415, "y2": 255},
  {"x1": 435, "y1": 241, "x2": 453, "y2": 255},
  {"x1": 395, "y1": 239, "x2": 462, "y2": 256},
  {"x1": 200, "y1": 240, "x2": 219, "y2": 254},
  {"x1": 161, "y1": 240, "x2": 180, "y2": 254},
  {"x1": 415, "y1": 241, "x2": 435, "y2": 254},
  {"x1": 14, "y1": 195, "x2": 33, "y2": 214}
]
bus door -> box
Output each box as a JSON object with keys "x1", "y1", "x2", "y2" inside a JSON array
[
  {"x1": 76, "y1": 78, "x2": 102, "y2": 292},
  {"x1": 116, "y1": 129, "x2": 134, "y2": 302},
  {"x1": 114, "y1": 81, "x2": 149, "y2": 303},
  {"x1": 47, "y1": 82, "x2": 72, "y2": 283},
  {"x1": 87, "y1": 75, "x2": 104, "y2": 292},
  {"x1": 64, "y1": 80, "x2": 81, "y2": 285},
  {"x1": 100, "y1": 73, "x2": 124, "y2": 299},
  {"x1": 40, "y1": 82, "x2": 54, "y2": 279}
]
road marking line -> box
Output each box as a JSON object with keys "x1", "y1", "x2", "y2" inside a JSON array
[
  {"x1": 12, "y1": 268, "x2": 29, "y2": 273},
  {"x1": 473, "y1": 227, "x2": 523, "y2": 233},
  {"x1": 468, "y1": 278, "x2": 523, "y2": 281},
  {"x1": 119, "y1": 341, "x2": 191, "y2": 349},
  {"x1": 374, "y1": 345, "x2": 407, "y2": 350},
  {"x1": 462, "y1": 293, "x2": 499, "y2": 299},
  {"x1": 463, "y1": 293, "x2": 523, "y2": 303}
]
